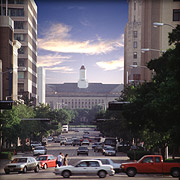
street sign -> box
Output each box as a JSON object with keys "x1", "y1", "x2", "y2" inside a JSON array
[
  {"x1": 0, "y1": 101, "x2": 13, "y2": 109},
  {"x1": 108, "y1": 101, "x2": 130, "y2": 110}
]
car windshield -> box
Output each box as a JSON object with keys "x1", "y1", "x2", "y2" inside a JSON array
[
  {"x1": 35, "y1": 146, "x2": 45, "y2": 150},
  {"x1": 36, "y1": 156, "x2": 47, "y2": 161},
  {"x1": 106, "y1": 147, "x2": 114, "y2": 150},
  {"x1": 79, "y1": 147, "x2": 87, "y2": 150},
  {"x1": 83, "y1": 140, "x2": 88, "y2": 142},
  {"x1": 31, "y1": 141, "x2": 39, "y2": 144},
  {"x1": 12, "y1": 158, "x2": 27, "y2": 163}
]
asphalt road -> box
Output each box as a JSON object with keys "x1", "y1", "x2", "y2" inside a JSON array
[{"x1": 0, "y1": 129, "x2": 178, "y2": 180}]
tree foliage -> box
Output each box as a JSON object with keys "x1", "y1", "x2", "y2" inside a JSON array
[{"x1": 121, "y1": 25, "x2": 180, "y2": 157}]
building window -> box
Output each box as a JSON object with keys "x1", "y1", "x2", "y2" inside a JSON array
[
  {"x1": 133, "y1": 62, "x2": 137, "y2": 65},
  {"x1": 18, "y1": 83, "x2": 24, "y2": 92},
  {"x1": 133, "y1": 52, "x2": 137, "y2": 59},
  {"x1": 173, "y1": 9, "x2": 180, "y2": 21},
  {"x1": 133, "y1": 74, "x2": 141, "y2": 80},
  {"x1": 133, "y1": 31, "x2": 137, "y2": 38},
  {"x1": 8, "y1": 8, "x2": 24, "y2": 16},
  {"x1": 18, "y1": 72, "x2": 24, "y2": 79},
  {"x1": 133, "y1": 41, "x2": 137, "y2": 48},
  {"x1": 14, "y1": 34, "x2": 24, "y2": 41},
  {"x1": 18, "y1": 59, "x2": 25, "y2": 66},
  {"x1": 14, "y1": 21, "x2": 24, "y2": 29},
  {"x1": 134, "y1": 15, "x2": 136, "y2": 22},
  {"x1": 8, "y1": 0, "x2": 24, "y2": 4},
  {"x1": 134, "y1": 2, "x2": 136, "y2": 10},
  {"x1": 18, "y1": 47, "x2": 25, "y2": 54}
]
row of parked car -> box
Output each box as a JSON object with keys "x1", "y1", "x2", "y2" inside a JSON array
[
  {"x1": 4, "y1": 154, "x2": 121, "y2": 178},
  {"x1": 4, "y1": 154, "x2": 180, "y2": 178}
]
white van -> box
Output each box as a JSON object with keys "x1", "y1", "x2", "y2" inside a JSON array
[{"x1": 62, "y1": 125, "x2": 68, "y2": 133}]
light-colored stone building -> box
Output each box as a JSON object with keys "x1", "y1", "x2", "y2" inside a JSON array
[
  {"x1": 46, "y1": 83, "x2": 123, "y2": 110},
  {"x1": 46, "y1": 65, "x2": 123, "y2": 110},
  {"x1": 1, "y1": 0, "x2": 38, "y2": 104},
  {"x1": 124, "y1": 0, "x2": 180, "y2": 85}
]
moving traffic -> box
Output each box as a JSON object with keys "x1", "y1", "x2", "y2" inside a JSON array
[{"x1": 1, "y1": 128, "x2": 179, "y2": 180}]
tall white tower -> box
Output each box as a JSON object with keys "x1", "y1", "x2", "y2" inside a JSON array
[
  {"x1": 78, "y1": 65, "x2": 88, "y2": 88},
  {"x1": 37, "y1": 67, "x2": 46, "y2": 104}
]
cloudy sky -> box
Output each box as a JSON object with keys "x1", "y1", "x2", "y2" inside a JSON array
[{"x1": 36, "y1": 0, "x2": 128, "y2": 84}]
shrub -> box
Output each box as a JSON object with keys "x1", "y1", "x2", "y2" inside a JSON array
[
  {"x1": 0, "y1": 152, "x2": 13, "y2": 159},
  {"x1": 127, "y1": 150, "x2": 152, "y2": 160},
  {"x1": 16, "y1": 145, "x2": 32, "y2": 152},
  {"x1": 118, "y1": 146, "x2": 130, "y2": 153}
]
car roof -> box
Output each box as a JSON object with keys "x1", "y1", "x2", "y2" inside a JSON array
[
  {"x1": 38, "y1": 154, "x2": 54, "y2": 156},
  {"x1": 79, "y1": 146, "x2": 88, "y2": 148},
  {"x1": 79, "y1": 159, "x2": 101, "y2": 162},
  {"x1": 13, "y1": 157, "x2": 35, "y2": 159}
]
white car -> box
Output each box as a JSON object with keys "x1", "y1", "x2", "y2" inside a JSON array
[
  {"x1": 31, "y1": 141, "x2": 42, "y2": 148},
  {"x1": 33, "y1": 146, "x2": 47, "y2": 156},
  {"x1": 54, "y1": 159, "x2": 115, "y2": 178},
  {"x1": 95, "y1": 158, "x2": 121, "y2": 173},
  {"x1": 102, "y1": 146, "x2": 116, "y2": 156}
]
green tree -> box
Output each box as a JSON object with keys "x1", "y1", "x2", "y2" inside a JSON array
[
  {"x1": 122, "y1": 25, "x2": 180, "y2": 158},
  {"x1": 0, "y1": 104, "x2": 35, "y2": 149}
]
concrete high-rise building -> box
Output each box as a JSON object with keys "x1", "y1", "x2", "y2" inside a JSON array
[
  {"x1": 0, "y1": 16, "x2": 21, "y2": 101},
  {"x1": 37, "y1": 67, "x2": 46, "y2": 105},
  {"x1": 78, "y1": 65, "x2": 88, "y2": 88},
  {"x1": 124, "y1": 0, "x2": 180, "y2": 85},
  {"x1": 0, "y1": 0, "x2": 38, "y2": 105}
]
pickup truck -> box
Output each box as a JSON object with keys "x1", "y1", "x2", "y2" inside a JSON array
[{"x1": 120, "y1": 155, "x2": 180, "y2": 177}]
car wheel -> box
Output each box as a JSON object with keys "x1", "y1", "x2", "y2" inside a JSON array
[
  {"x1": 87, "y1": 153, "x2": 88, "y2": 156},
  {"x1": 77, "y1": 153, "x2": 79, "y2": 156},
  {"x1": 23, "y1": 166, "x2": 27, "y2": 173},
  {"x1": 5, "y1": 170, "x2": 10, "y2": 174},
  {"x1": 34, "y1": 166, "x2": 39, "y2": 173},
  {"x1": 62, "y1": 170, "x2": 71, "y2": 178},
  {"x1": 43, "y1": 163, "x2": 47, "y2": 169},
  {"x1": 127, "y1": 168, "x2": 136, "y2": 177},
  {"x1": 171, "y1": 168, "x2": 180, "y2": 177},
  {"x1": 98, "y1": 170, "x2": 106, "y2": 178}
]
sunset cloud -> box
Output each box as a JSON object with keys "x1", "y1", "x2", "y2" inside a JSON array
[
  {"x1": 46, "y1": 66, "x2": 74, "y2": 73},
  {"x1": 38, "y1": 23, "x2": 124, "y2": 55},
  {"x1": 96, "y1": 57, "x2": 124, "y2": 71},
  {"x1": 37, "y1": 53, "x2": 71, "y2": 67}
]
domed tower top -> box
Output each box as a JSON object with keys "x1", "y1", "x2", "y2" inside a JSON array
[
  {"x1": 78, "y1": 65, "x2": 88, "y2": 88},
  {"x1": 80, "y1": 65, "x2": 85, "y2": 70}
]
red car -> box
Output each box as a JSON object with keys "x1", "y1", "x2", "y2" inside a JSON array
[{"x1": 36, "y1": 155, "x2": 57, "y2": 169}]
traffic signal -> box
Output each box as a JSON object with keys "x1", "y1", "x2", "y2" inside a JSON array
[
  {"x1": 0, "y1": 101, "x2": 13, "y2": 109},
  {"x1": 108, "y1": 101, "x2": 130, "y2": 111}
]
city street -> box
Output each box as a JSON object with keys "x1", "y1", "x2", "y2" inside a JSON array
[{"x1": 0, "y1": 130, "x2": 178, "y2": 180}]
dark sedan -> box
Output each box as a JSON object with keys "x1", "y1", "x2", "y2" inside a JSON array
[{"x1": 77, "y1": 146, "x2": 89, "y2": 156}]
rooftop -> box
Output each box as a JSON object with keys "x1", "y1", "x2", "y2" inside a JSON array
[{"x1": 46, "y1": 83, "x2": 123, "y2": 97}]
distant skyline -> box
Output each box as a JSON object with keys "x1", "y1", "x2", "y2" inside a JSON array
[{"x1": 36, "y1": 0, "x2": 128, "y2": 84}]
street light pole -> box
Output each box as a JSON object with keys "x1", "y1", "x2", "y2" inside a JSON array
[
  {"x1": 153, "y1": 22, "x2": 176, "y2": 29},
  {"x1": 141, "y1": 48, "x2": 166, "y2": 53}
]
